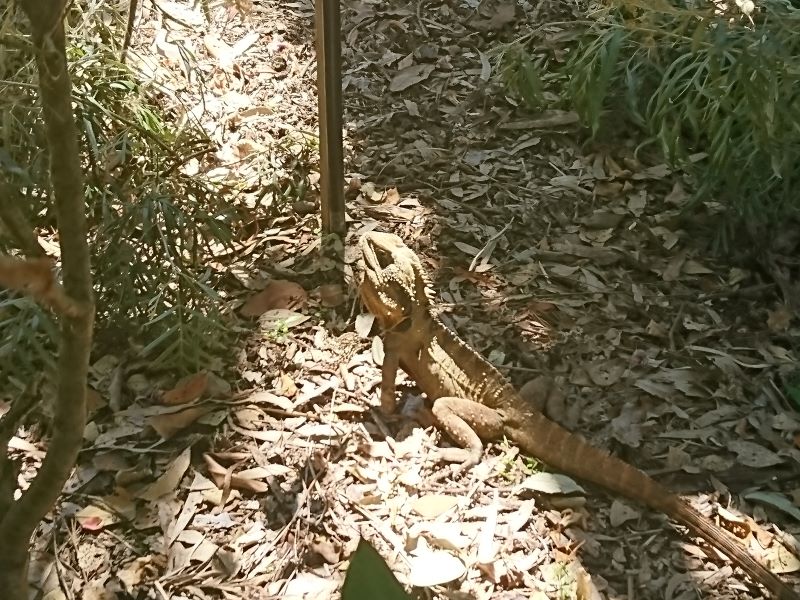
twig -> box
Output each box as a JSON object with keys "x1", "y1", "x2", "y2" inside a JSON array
[
  {"x1": 468, "y1": 219, "x2": 514, "y2": 272},
  {"x1": 415, "y1": 0, "x2": 428, "y2": 38},
  {"x1": 668, "y1": 302, "x2": 686, "y2": 353}
]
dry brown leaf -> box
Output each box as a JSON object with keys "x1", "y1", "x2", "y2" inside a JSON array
[
  {"x1": 203, "y1": 453, "x2": 269, "y2": 494},
  {"x1": 665, "y1": 181, "x2": 689, "y2": 205},
  {"x1": 764, "y1": 544, "x2": 800, "y2": 574},
  {"x1": 240, "y1": 279, "x2": 307, "y2": 317},
  {"x1": 662, "y1": 251, "x2": 687, "y2": 282},
  {"x1": 276, "y1": 372, "x2": 298, "y2": 397},
  {"x1": 519, "y1": 376, "x2": 567, "y2": 424},
  {"x1": 609, "y1": 500, "x2": 640, "y2": 527},
  {"x1": 581, "y1": 210, "x2": 624, "y2": 230},
  {"x1": 728, "y1": 440, "x2": 783, "y2": 468},
  {"x1": 411, "y1": 494, "x2": 459, "y2": 518},
  {"x1": 137, "y1": 447, "x2": 191, "y2": 501},
  {"x1": 86, "y1": 386, "x2": 105, "y2": 414},
  {"x1": 244, "y1": 390, "x2": 294, "y2": 410},
  {"x1": 319, "y1": 283, "x2": 345, "y2": 307},
  {"x1": 0, "y1": 255, "x2": 82, "y2": 316},
  {"x1": 767, "y1": 305, "x2": 793, "y2": 332},
  {"x1": 161, "y1": 371, "x2": 209, "y2": 405},
  {"x1": 385, "y1": 186, "x2": 401, "y2": 204},
  {"x1": 148, "y1": 405, "x2": 211, "y2": 439},
  {"x1": 682, "y1": 259, "x2": 713, "y2": 275},
  {"x1": 389, "y1": 64, "x2": 435, "y2": 92},
  {"x1": 610, "y1": 403, "x2": 643, "y2": 448},
  {"x1": 283, "y1": 572, "x2": 338, "y2": 597},
  {"x1": 75, "y1": 505, "x2": 119, "y2": 531},
  {"x1": 583, "y1": 361, "x2": 624, "y2": 387},
  {"x1": 472, "y1": 0, "x2": 516, "y2": 30},
  {"x1": 82, "y1": 581, "x2": 113, "y2": 600}
]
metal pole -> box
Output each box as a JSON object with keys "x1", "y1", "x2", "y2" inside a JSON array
[{"x1": 315, "y1": 0, "x2": 346, "y2": 251}]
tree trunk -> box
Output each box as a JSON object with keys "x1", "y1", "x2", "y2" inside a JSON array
[{"x1": 0, "y1": 2, "x2": 94, "y2": 598}]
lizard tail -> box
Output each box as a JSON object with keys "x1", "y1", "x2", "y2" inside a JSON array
[
  {"x1": 508, "y1": 411, "x2": 799, "y2": 599},
  {"x1": 666, "y1": 496, "x2": 799, "y2": 600}
]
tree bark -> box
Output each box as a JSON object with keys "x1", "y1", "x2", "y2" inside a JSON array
[{"x1": 0, "y1": 2, "x2": 94, "y2": 598}]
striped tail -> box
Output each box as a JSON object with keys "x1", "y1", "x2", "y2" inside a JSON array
[{"x1": 507, "y1": 410, "x2": 799, "y2": 599}]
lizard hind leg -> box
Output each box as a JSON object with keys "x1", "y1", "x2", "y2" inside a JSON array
[{"x1": 431, "y1": 396, "x2": 505, "y2": 473}]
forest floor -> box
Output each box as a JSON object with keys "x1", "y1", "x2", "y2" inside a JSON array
[{"x1": 22, "y1": 1, "x2": 800, "y2": 599}]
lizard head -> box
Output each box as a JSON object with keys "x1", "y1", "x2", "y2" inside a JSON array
[{"x1": 358, "y1": 231, "x2": 432, "y2": 330}]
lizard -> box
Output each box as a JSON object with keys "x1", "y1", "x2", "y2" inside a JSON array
[{"x1": 357, "y1": 230, "x2": 799, "y2": 600}]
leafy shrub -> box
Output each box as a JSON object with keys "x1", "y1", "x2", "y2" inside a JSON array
[
  {"x1": 511, "y1": 0, "x2": 800, "y2": 247},
  {"x1": 0, "y1": 5, "x2": 243, "y2": 388}
]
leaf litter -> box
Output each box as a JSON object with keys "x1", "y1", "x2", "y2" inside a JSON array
[{"x1": 13, "y1": 0, "x2": 800, "y2": 599}]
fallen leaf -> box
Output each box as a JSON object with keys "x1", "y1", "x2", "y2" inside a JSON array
[
  {"x1": 149, "y1": 405, "x2": 211, "y2": 439},
  {"x1": 472, "y1": 0, "x2": 516, "y2": 30},
  {"x1": 516, "y1": 473, "x2": 585, "y2": 495},
  {"x1": 389, "y1": 64, "x2": 435, "y2": 92},
  {"x1": 767, "y1": 305, "x2": 793, "y2": 333},
  {"x1": 117, "y1": 557, "x2": 153, "y2": 592},
  {"x1": 355, "y1": 313, "x2": 375, "y2": 338},
  {"x1": 319, "y1": 283, "x2": 345, "y2": 307},
  {"x1": 665, "y1": 181, "x2": 689, "y2": 206},
  {"x1": 407, "y1": 550, "x2": 466, "y2": 587},
  {"x1": 744, "y1": 491, "x2": 800, "y2": 522},
  {"x1": 161, "y1": 371, "x2": 209, "y2": 405},
  {"x1": 258, "y1": 308, "x2": 310, "y2": 330},
  {"x1": 137, "y1": 447, "x2": 191, "y2": 501},
  {"x1": 682, "y1": 259, "x2": 714, "y2": 275},
  {"x1": 763, "y1": 543, "x2": 800, "y2": 574},
  {"x1": 75, "y1": 505, "x2": 119, "y2": 531},
  {"x1": 609, "y1": 500, "x2": 640, "y2": 527},
  {"x1": 240, "y1": 280, "x2": 307, "y2": 317},
  {"x1": 203, "y1": 453, "x2": 269, "y2": 494},
  {"x1": 411, "y1": 494, "x2": 459, "y2": 518},
  {"x1": 729, "y1": 440, "x2": 783, "y2": 468},
  {"x1": 276, "y1": 372, "x2": 298, "y2": 398},
  {"x1": 610, "y1": 403, "x2": 643, "y2": 448},
  {"x1": 583, "y1": 361, "x2": 624, "y2": 387},
  {"x1": 662, "y1": 251, "x2": 687, "y2": 282},
  {"x1": 581, "y1": 210, "x2": 624, "y2": 230}
]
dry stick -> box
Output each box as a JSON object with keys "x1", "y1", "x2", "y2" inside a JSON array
[
  {"x1": 121, "y1": 0, "x2": 141, "y2": 63},
  {"x1": 0, "y1": 3, "x2": 94, "y2": 599}
]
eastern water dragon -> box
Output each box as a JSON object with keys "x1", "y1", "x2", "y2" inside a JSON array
[{"x1": 358, "y1": 230, "x2": 798, "y2": 599}]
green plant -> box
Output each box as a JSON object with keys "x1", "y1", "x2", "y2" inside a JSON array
[
  {"x1": 508, "y1": 0, "x2": 800, "y2": 247},
  {"x1": 0, "y1": 4, "x2": 245, "y2": 380},
  {"x1": 341, "y1": 538, "x2": 411, "y2": 600}
]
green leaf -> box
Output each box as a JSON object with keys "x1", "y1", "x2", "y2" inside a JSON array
[
  {"x1": 744, "y1": 491, "x2": 800, "y2": 522},
  {"x1": 787, "y1": 383, "x2": 800, "y2": 410},
  {"x1": 341, "y1": 538, "x2": 410, "y2": 600}
]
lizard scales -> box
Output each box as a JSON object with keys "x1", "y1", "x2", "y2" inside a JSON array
[{"x1": 358, "y1": 231, "x2": 798, "y2": 599}]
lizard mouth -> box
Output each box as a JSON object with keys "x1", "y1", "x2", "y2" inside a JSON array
[
  {"x1": 358, "y1": 232, "x2": 415, "y2": 327},
  {"x1": 359, "y1": 231, "x2": 401, "y2": 277}
]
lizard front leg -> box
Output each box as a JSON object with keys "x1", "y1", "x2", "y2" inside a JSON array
[
  {"x1": 378, "y1": 332, "x2": 402, "y2": 414},
  {"x1": 432, "y1": 397, "x2": 505, "y2": 472}
]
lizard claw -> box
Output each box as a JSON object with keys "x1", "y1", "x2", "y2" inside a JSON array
[{"x1": 430, "y1": 447, "x2": 481, "y2": 481}]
